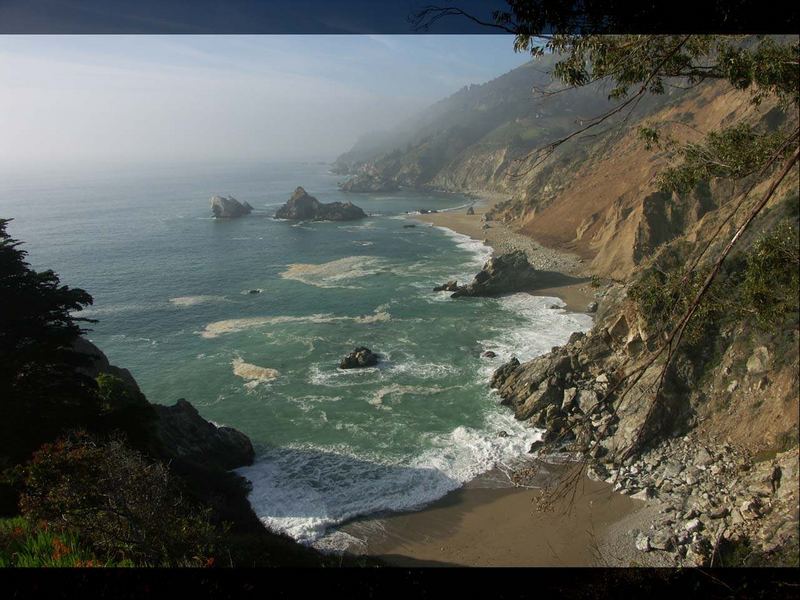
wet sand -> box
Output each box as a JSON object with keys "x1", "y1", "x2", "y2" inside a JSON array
[{"x1": 336, "y1": 193, "x2": 662, "y2": 567}]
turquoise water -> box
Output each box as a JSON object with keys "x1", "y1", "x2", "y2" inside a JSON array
[{"x1": 0, "y1": 162, "x2": 591, "y2": 547}]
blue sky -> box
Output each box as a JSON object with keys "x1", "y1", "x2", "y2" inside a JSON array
[{"x1": 0, "y1": 35, "x2": 531, "y2": 166}]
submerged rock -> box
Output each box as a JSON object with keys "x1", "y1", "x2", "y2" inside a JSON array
[
  {"x1": 275, "y1": 187, "x2": 367, "y2": 221},
  {"x1": 340, "y1": 346, "x2": 379, "y2": 369},
  {"x1": 211, "y1": 195, "x2": 253, "y2": 218},
  {"x1": 451, "y1": 250, "x2": 539, "y2": 298}
]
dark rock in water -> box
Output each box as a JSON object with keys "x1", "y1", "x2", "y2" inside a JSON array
[
  {"x1": 153, "y1": 399, "x2": 255, "y2": 470},
  {"x1": 275, "y1": 187, "x2": 367, "y2": 221},
  {"x1": 482, "y1": 351, "x2": 498, "y2": 358},
  {"x1": 490, "y1": 357, "x2": 520, "y2": 389},
  {"x1": 339, "y1": 174, "x2": 399, "y2": 193},
  {"x1": 418, "y1": 209, "x2": 439, "y2": 214},
  {"x1": 211, "y1": 195, "x2": 253, "y2": 218},
  {"x1": 498, "y1": 430, "x2": 509, "y2": 438},
  {"x1": 451, "y1": 250, "x2": 539, "y2": 298},
  {"x1": 466, "y1": 206, "x2": 475, "y2": 215},
  {"x1": 586, "y1": 301, "x2": 598, "y2": 313},
  {"x1": 529, "y1": 440, "x2": 545, "y2": 453},
  {"x1": 433, "y1": 280, "x2": 459, "y2": 292},
  {"x1": 403, "y1": 224, "x2": 417, "y2": 228},
  {"x1": 248, "y1": 289, "x2": 261, "y2": 295},
  {"x1": 340, "y1": 346, "x2": 379, "y2": 369}
]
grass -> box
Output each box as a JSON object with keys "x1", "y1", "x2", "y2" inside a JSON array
[{"x1": 0, "y1": 517, "x2": 132, "y2": 567}]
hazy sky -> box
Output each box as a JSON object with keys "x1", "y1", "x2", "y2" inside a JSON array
[{"x1": 0, "y1": 35, "x2": 530, "y2": 168}]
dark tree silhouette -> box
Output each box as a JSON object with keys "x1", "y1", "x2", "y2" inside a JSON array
[{"x1": 0, "y1": 218, "x2": 98, "y2": 468}]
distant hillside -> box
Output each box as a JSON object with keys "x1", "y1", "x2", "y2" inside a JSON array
[
  {"x1": 333, "y1": 56, "x2": 619, "y2": 182},
  {"x1": 334, "y1": 54, "x2": 793, "y2": 280}
]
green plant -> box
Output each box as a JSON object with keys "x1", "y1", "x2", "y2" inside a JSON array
[
  {"x1": 739, "y1": 220, "x2": 800, "y2": 329},
  {"x1": 0, "y1": 517, "x2": 129, "y2": 567},
  {"x1": 19, "y1": 432, "x2": 219, "y2": 567}
]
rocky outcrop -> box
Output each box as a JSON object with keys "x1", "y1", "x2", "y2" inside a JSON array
[
  {"x1": 153, "y1": 399, "x2": 255, "y2": 471},
  {"x1": 73, "y1": 337, "x2": 255, "y2": 472},
  {"x1": 211, "y1": 195, "x2": 253, "y2": 218},
  {"x1": 339, "y1": 174, "x2": 399, "y2": 193},
  {"x1": 73, "y1": 337, "x2": 144, "y2": 400},
  {"x1": 340, "y1": 347, "x2": 379, "y2": 369},
  {"x1": 433, "y1": 280, "x2": 459, "y2": 292},
  {"x1": 275, "y1": 187, "x2": 367, "y2": 221},
  {"x1": 451, "y1": 250, "x2": 539, "y2": 297}
]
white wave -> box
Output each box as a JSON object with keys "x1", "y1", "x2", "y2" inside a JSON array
[
  {"x1": 169, "y1": 295, "x2": 227, "y2": 307},
  {"x1": 232, "y1": 357, "x2": 279, "y2": 383},
  {"x1": 492, "y1": 293, "x2": 592, "y2": 362},
  {"x1": 200, "y1": 306, "x2": 391, "y2": 338},
  {"x1": 432, "y1": 225, "x2": 492, "y2": 281},
  {"x1": 281, "y1": 256, "x2": 387, "y2": 289},
  {"x1": 236, "y1": 400, "x2": 541, "y2": 545}
]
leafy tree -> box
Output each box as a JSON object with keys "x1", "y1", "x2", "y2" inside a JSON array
[{"x1": 0, "y1": 218, "x2": 99, "y2": 467}]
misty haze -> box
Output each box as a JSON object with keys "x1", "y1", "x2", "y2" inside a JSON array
[{"x1": 1, "y1": 27, "x2": 797, "y2": 574}]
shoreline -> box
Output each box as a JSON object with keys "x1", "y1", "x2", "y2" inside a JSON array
[
  {"x1": 412, "y1": 193, "x2": 595, "y2": 312},
  {"x1": 333, "y1": 192, "x2": 670, "y2": 567}
]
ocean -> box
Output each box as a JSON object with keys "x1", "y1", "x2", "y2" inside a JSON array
[{"x1": 0, "y1": 161, "x2": 592, "y2": 549}]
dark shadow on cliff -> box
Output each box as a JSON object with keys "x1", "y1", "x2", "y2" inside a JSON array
[{"x1": 528, "y1": 271, "x2": 589, "y2": 290}]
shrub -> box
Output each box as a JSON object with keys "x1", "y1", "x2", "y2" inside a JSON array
[
  {"x1": 19, "y1": 432, "x2": 219, "y2": 566},
  {"x1": 740, "y1": 219, "x2": 800, "y2": 329}
]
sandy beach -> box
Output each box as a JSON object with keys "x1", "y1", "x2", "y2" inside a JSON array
[
  {"x1": 336, "y1": 192, "x2": 674, "y2": 568},
  {"x1": 414, "y1": 194, "x2": 595, "y2": 312}
]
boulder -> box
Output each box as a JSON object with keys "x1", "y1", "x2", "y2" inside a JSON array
[
  {"x1": 746, "y1": 346, "x2": 770, "y2": 374},
  {"x1": 490, "y1": 357, "x2": 520, "y2": 389},
  {"x1": 153, "y1": 399, "x2": 255, "y2": 470},
  {"x1": 482, "y1": 350, "x2": 498, "y2": 358},
  {"x1": 515, "y1": 378, "x2": 563, "y2": 421},
  {"x1": 211, "y1": 195, "x2": 253, "y2": 218},
  {"x1": 275, "y1": 187, "x2": 367, "y2": 221},
  {"x1": 433, "y1": 280, "x2": 459, "y2": 292},
  {"x1": 466, "y1": 206, "x2": 475, "y2": 215},
  {"x1": 451, "y1": 251, "x2": 539, "y2": 298},
  {"x1": 340, "y1": 346, "x2": 379, "y2": 369}
]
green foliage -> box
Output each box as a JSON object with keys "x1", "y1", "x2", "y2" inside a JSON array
[
  {"x1": 628, "y1": 218, "x2": 800, "y2": 345},
  {"x1": 512, "y1": 35, "x2": 799, "y2": 107},
  {"x1": 0, "y1": 516, "x2": 130, "y2": 567},
  {"x1": 0, "y1": 218, "x2": 99, "y2": 466},
  {"x1": 739, "y1": 220, "x2": 800, "y2": 329},
  {"x1": 655, "y1": 124, "x2": 793, "y2": 194},
  {"x1": 19, "y1": 432, "x2": 220, "y2": 567},
  {"x1": 628, "y1": 266, "x2": 727, "y2": 347}
]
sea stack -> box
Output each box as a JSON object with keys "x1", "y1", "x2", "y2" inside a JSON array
[
  {"x1": 210, "y1": 195, "x2": 253, "y2": 218},
  {"x1": 275, "y1": 187, "x2": 367, "y2": 221},
  {"x1": 450, "y1": 250, "x2": 539, "y2": 298}
]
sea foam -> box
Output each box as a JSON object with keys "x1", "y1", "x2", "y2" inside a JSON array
[{"x1": 280, "y1": 255, "x2": 388, "y2": 289}]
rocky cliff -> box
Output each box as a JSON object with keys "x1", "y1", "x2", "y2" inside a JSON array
[{"x1": 337, "y1": 49, "x2": 800, "y2": 565}]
